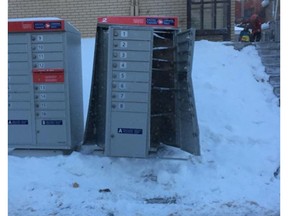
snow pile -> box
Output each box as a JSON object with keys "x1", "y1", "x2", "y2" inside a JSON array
[{"x1": 8, "y1": 39, "x2": 280, "y2": 216}]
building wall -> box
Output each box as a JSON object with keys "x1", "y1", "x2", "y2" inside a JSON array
[
  {"x1": 8, "y1": 0, "x2": 235, "y2": 40},
  {"x1": 8, "y1": 0, "x2": 187, "y2": 38},
  {"x1": 231, "y1": 0, "x2": 236, "y2": 41},
  {"x1": 138, "y1": 0, "x2": 187, "y2": 29},
  {"x1": 8, "y1": 0, "x2": 132, "y2": 37}
]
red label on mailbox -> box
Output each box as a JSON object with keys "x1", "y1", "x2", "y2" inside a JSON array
[
  {"x1": 97, "y1": 16, "x2": 178, "y2": 28},
  {"x1": 33, "y1": 69, "x2": 64, "y2": 83},
  {"x1": 8, "y1": 20, "x2": 65, "y2": 32}
]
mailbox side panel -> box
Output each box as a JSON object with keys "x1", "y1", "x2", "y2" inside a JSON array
[
  {"x1": 83, "y1": 26, "x2": 109, "y2": 148},
  {"x1": 65, "y1": 24, "x2": 84, "y2": 148}
]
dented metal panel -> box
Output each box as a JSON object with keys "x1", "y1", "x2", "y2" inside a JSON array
[{"x1": 175, "y1": 29, "x2": 200, "y2": 155}]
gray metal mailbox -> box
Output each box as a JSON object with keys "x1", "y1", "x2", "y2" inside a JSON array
[
  {"x1": 84, "y1": 16, "x2": 200, "y2": 157},
  {"x1": 8, "y1": 18, "x2": 83, "y2": 150}
]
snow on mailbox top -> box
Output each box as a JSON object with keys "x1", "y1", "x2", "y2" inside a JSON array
[{"x1": 97, "y1": 16, "x2": 178, "y2": 28}]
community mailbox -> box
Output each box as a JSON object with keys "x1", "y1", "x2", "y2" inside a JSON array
[
  {"x1": 84, "y1": 16, "x2": 200, "y2": 157},
  {"x1": 8, "y1": 18, "x2": 83, "y2": 150}
]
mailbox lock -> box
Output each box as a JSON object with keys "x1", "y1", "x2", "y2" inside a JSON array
[{"x1": 113, "y1": 31, "x2": 118, "y2": 37}]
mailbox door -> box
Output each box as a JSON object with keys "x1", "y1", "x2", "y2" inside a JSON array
[
  {"x1": 174, "y1": 28, "x2": 200, "y2": 155},
  {"x1": 105, "y1": 26, "x2": 153, "y2": 157}
]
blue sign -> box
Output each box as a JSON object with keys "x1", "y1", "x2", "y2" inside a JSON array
[
  {"x1": 34, "y1": 21, "x2": 62, "y2": 30},
  {"x1": 41, "y1": 120, "x2": 63, "y2": 125},
  {"x1": 117, "y1": 128, "x2": 143, "y2": 135},
  {"x1": 146, "y1": 18, "x2": 175, "y2": 26},
  {"x1": 8, "y1": 120, "x2": 28, "y2": 125}
]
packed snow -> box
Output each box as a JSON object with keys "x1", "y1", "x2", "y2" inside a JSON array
[{"x1": 8, "y1": 39, "x2": 280, "y2": 216}]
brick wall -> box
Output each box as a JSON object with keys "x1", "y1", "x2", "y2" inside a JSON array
[
  {"x1": 138, "y1": 0, "x2": 187, "y2": 30},
  {"x1": 8, "y1": 0, "x2": 188, "y2": 37},
  {"x1": 8, "y1": 0, "x2": 235, "y2": 40},
  {"x1": 8, "y1": 0, "x2": 132, "y2": 37},
  {"x1": 231, "y1": 0, "x2": 236, "y2": 41}
]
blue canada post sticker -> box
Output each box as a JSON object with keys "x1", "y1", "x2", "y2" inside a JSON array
[{"x1": 117, "y1": 128, "x2": 143, "y2": 135}]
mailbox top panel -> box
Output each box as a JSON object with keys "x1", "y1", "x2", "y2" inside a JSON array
[
  {"x1": 97, "y1": 16, "x2": 178, "y2": 29},
  {"x1": 8, "y1": 18, "x2": 80, "y2": 34}
]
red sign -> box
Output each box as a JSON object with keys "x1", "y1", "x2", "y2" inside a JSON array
[
  {"x1": 97, "y1": 16, "x2": 178, "y2": 28},
  {"x1": 8, "y1": 20, "x2": 65, "y2": 32},
  {"x1": 33, "y1": 68, "x2": 64, "y2": 83}
]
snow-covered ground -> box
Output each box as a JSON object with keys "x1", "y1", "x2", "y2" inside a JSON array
[{"x1": 8, "y1": 39, "x2": 280, "y2": 215}]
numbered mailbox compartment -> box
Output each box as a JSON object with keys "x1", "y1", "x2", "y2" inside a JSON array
[
  {"x1": 111, "y1": 101, "x2": 148, "y2": 113},
  {"x1": 112, "y1": 71, "x2": 150, "y2": 82},
  {"x1": 32, "y1": 52, "x2": 64, "y2": 61},
  {"x1": 32, "y1": 43, "x2": 64, "y2": 52},
  {"x1": 113, "y1": 29, "x2": 153, "y2": 40},
  {"x1": 112, "y1": 81, "x2": 149, "y2": 92},
  {"x1": 31, "y1": 33, "x2": 63, "y2": 43},
  {"x1": 35, "y1": 101, "x2": 66, "y2": 110},
  {"x1": 32, "y1": 61, "x2": 64, "y2": 69},
  {"x1": 34, "y1": 92, "x2": 65, "y2": 101},
  {"x1": 35, "y1": 110, "x2": 66, "y2": 118},
  {"x1": 112, "y1": 61, "x2": 150, "y2": 72},
  {"x1": 34, "y1": 83, "x2": 65, "y2": 92},
  {"x1": 113, "y1": 50, "x2": 151, "y2": 61},
  {"x1": 111, "y1": 92, "x2": 149, "y2": 103},
  {"x1": 113, "y1": 40, "x2": 151, "y2": 51}
]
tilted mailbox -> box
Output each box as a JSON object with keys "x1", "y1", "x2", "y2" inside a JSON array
[
  {"x1": 8, "y1": 18, "x2": 83, "y2": 150},
  {"x1": 84, "y1": 16, "x2": 200, "y2": 157}
]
